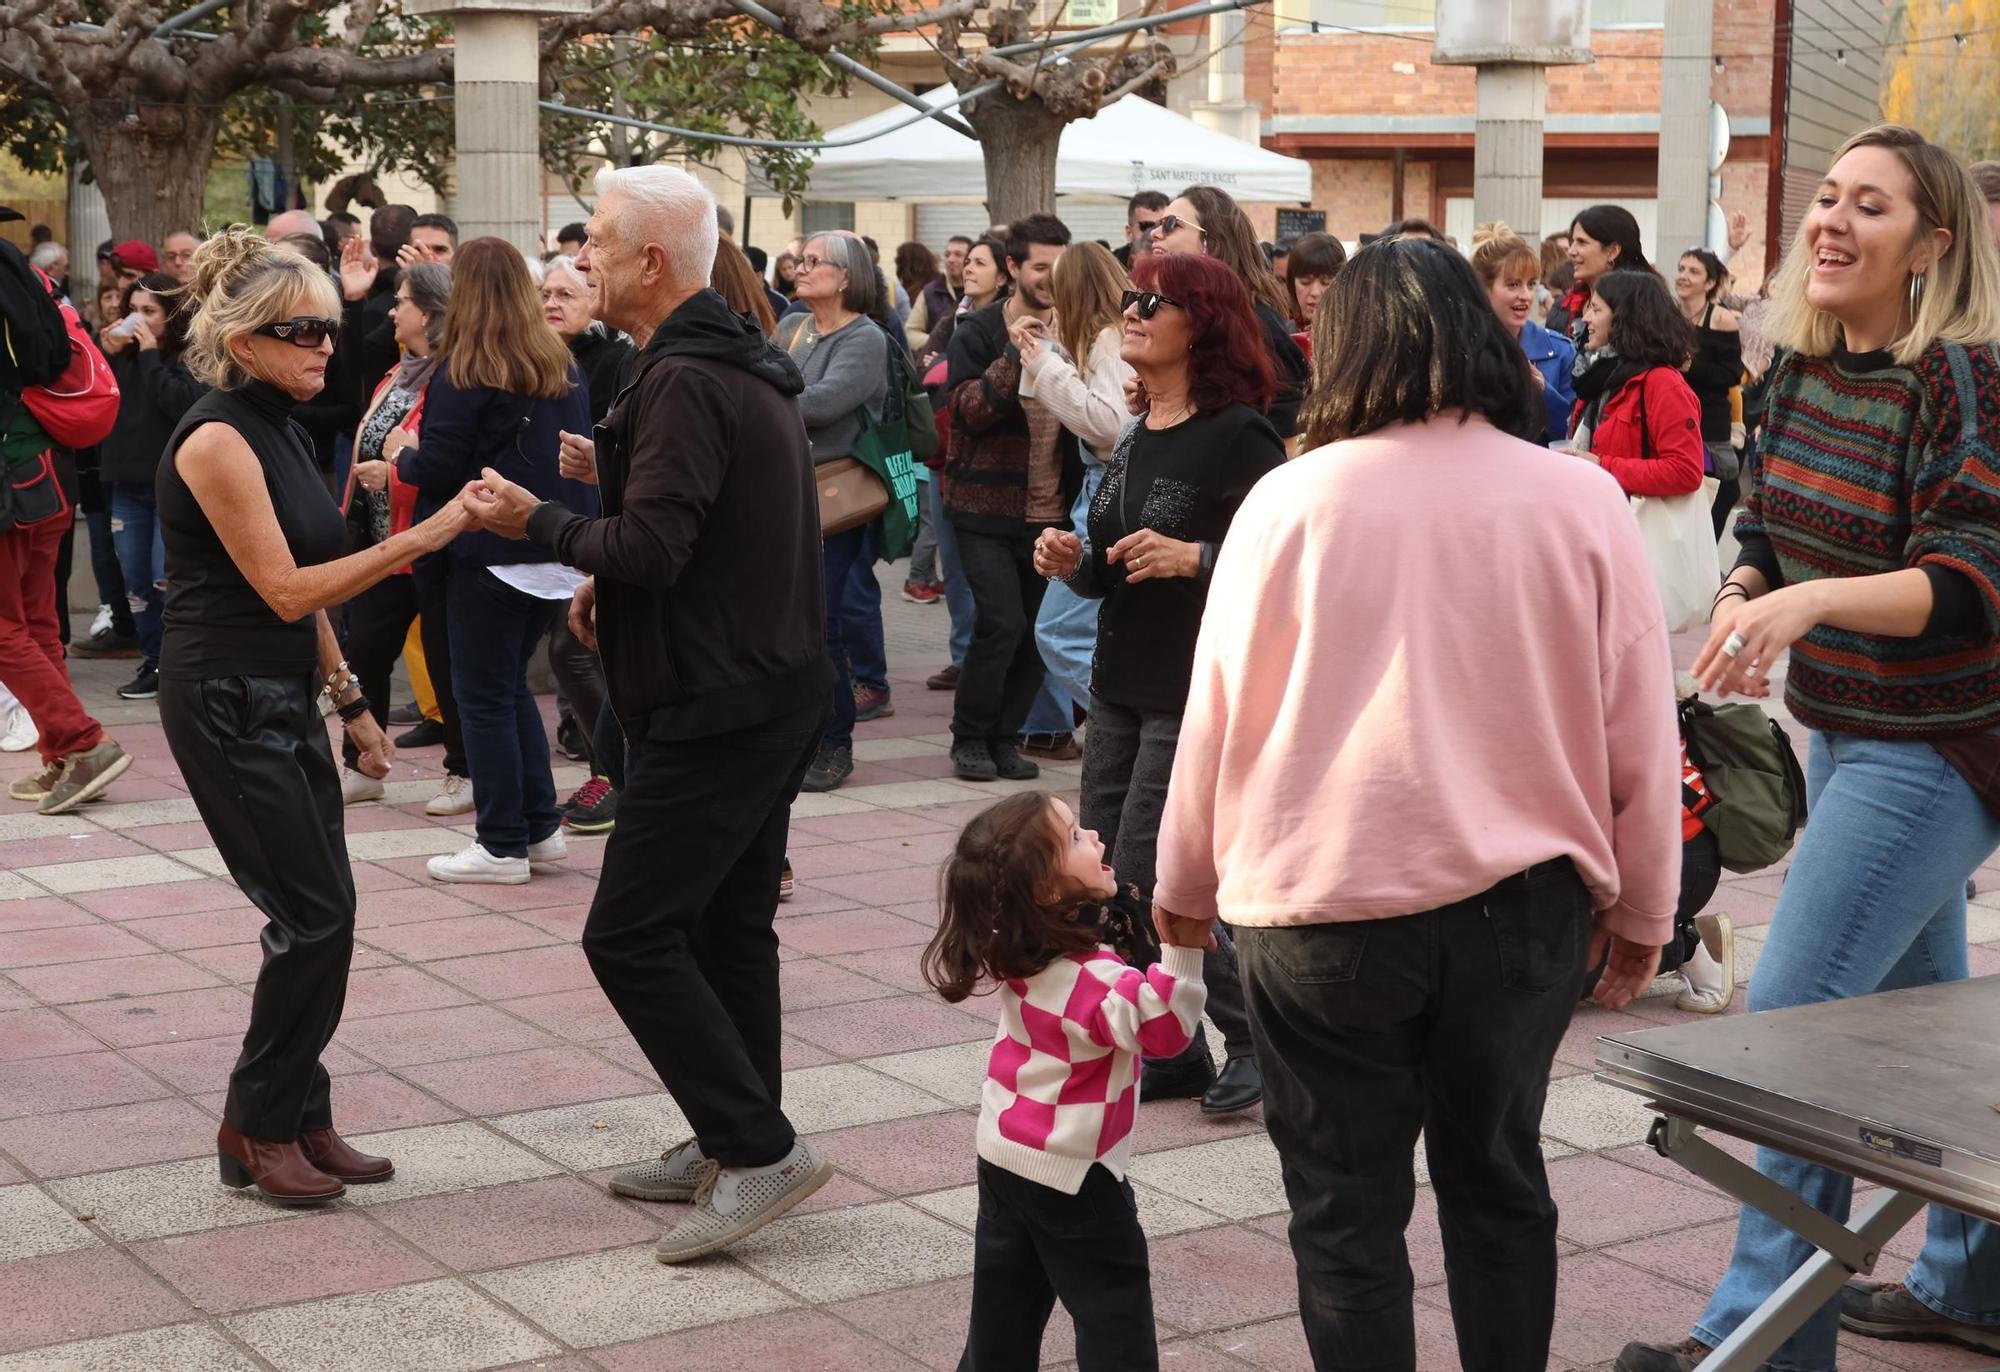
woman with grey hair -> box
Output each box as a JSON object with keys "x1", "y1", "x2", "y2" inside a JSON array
[
  {"x1": 541, "y1": 255, "x2": 633, "y2": 428},
  {"x1": 336, "y1": 260, "x2": 461, "y2": 806},
  {"x1": 775, "y1": 229, "x2": 892, "y2": 793}
]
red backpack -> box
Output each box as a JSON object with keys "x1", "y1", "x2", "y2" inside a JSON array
[{"x1": 19, "y1": 268, "x2": 120, "y2": 450}]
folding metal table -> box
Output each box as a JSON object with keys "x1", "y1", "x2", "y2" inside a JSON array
[{"x1": 1594, "y1": 977, "x2": 2000, "y2": 1371}]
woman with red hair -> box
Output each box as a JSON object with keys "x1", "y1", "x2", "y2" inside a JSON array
[{"x1": 1033, "y1": 251, "x2": 1284, "y2": 1113}]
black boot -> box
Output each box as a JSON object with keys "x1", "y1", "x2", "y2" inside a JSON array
[{"x1": 1200, "y1": 1056, "x2": 1263, "y2": 1114}]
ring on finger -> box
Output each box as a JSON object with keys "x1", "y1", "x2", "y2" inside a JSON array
[{"x1": 1722, "y1": 630, "x2": 1748, "y2": 658}]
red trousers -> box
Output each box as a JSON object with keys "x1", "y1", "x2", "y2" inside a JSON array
[{"x1": 0, "y1": 512, "x2": 103, "y2": 764}]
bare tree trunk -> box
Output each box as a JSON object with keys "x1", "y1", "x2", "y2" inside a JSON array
[
  {"x1": 76, "y1": 102, "x2": 225, "y2": 246},
  {"x1": 968, "y1": 95, "x2": 1066, "y2": 226}
]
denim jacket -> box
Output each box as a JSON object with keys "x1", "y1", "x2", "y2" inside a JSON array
[{"x1": 1521, "y1": 319, "x2": 1577, "y2": 445}]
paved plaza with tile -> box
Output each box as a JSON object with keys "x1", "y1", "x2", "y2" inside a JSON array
[{"x1": 2, "y1": 578, "x2": 1996, "y2": 1371}]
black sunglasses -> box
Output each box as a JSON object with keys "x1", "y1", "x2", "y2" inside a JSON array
[
  {"x1": 253, "y1": 316, "x2": 340, "y2": 348},
  {"x1": 1121, "y1": 290, "x2": 1183, "y2": 320},
  {"x1": 1147, "y1": 213, "x2": 1206, "y2": 242}
]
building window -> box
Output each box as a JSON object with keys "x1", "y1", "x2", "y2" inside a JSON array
[{"x1": 802, "y1": 202, "x2": 855, "y2": 234}]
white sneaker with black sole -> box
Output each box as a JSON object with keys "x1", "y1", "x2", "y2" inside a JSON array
[
  {"x1": 653, "y1": 1140, "x2": 831, "y2": 1264},
  {"x1": 426, "y1": 842, "x2": 529, "y2": 885}
]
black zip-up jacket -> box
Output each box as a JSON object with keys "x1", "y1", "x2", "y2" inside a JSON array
[
  {"x1": 100, "y1": 349, "x2": 204, "y2": 487},
  {"x1": 525, "y1": 289, "x2": 830, "y2": 741}
]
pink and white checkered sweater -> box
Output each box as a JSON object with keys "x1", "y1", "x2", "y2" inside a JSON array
[{"x1": 976, "y1": 944, "x2": 1208, "y2": 1195}]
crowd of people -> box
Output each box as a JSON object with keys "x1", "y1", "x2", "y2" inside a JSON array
[{"x1": 4, "y1": 117, "x2": 2000, "y2": 1371}]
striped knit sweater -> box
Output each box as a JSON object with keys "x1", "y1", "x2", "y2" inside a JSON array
[{"x1": 1737, "y1": 340, "x2": 2000, "y2": 738}]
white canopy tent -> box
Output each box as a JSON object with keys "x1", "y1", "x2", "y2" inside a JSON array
[{"x1": 760, "y1": 89, "x2": 1312, "y2": 206}]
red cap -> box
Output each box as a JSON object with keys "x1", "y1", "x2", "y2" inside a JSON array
[{"x1": 110, "y1": 240, "x2": 159, "y2": 272}]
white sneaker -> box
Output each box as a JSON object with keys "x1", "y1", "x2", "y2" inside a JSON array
[
  {"x1": 425, "y1": 774, "x2": 474, "y2": 816},
  {"x1": 340, "y1": 767, "x2": 385, "y2": 806},
  {"x1": 426, "y1": 842, "x2": 529, "y2": 885},
  {"x1": 89, "y1": 603, "x2": 113, "y2": 639},
  {"x1": 1676, "y1": 910, "x2": 1735, "y2": 1014},
  {"x1": 653, "y1": 1140, "x2": 831, "y2": 1264},
  {"x1": 0, "y1": 708, "x2": 37, "y2": 754},
  {"x1": 526, "y1": 829, "x2": 567, "y2": 872}
]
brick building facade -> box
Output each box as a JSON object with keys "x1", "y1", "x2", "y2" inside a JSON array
[{"x1": 1247, "y1": 0, "x2": 1780, "y2": 288}]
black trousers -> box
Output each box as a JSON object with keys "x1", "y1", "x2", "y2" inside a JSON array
[
  {"x1": 951, "y1": 523, "x2": 1052, "y2": 744},
  {"x1": 341, "y1": 572, "x2": 465, "y2": 774},
  {"x1": 1080, "y1": 695, "x2": 1254, "y2": 1063},
  {"x1": 158, "y1": 674, "x2": 356, "y2": 1140},
  {"x1": 410, "y1": 560, "x2": 468, "y2": 776},
  {"x1": 958, "y1": 1160, "x2": 1158, "y2": 1372},
  {"x1": 546, "y1": 614, "x2": 609, "y2": 774},
  {"x1": 581, "y1": 701, "x2": 822, "y2": 1168},
  {"x1": 1237, "y1": 861, "x2": 1590, "y2": 1372}
]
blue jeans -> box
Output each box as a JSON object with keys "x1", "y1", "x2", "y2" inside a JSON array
[
  {"x1": 930, "y1": 479, "x2": 973, "y2": 668},
  {"x1": 109, "y1": 482, "x2": 165, "y2": 667},
  {"x1": 1693, "y1": 731, "x2": 2000, "y2": 1369},
  {"x1": 1034, "y1": 462, "x2": 1105, "y2": 717},
  {"x1": 445, "y1": 566, "x2": 563, "y2": 859},
  {"x1": 842, "y1": 524, "x2": 887, "y2": 694},
  {"x1": 82, "y1": 509, "x2": 126, "y2": 618},
  {"x1": 821, "y1": 527, "x2": 869, "y2": 751}
]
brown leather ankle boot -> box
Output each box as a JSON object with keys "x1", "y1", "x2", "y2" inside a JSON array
[
  {"x1": 299, "y1": 1126, "x2": 394, "y2": 1183},
  {"x1": 217, "y1": 1121, "x2": 344, "y2": 1204}
]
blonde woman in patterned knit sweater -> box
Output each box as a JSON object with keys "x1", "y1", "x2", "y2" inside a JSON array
[{"x1": 1621, "y1": 124, "x2": 2000, "y2": 1372}]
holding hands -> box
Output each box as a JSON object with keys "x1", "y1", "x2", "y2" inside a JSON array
[
  {"x1": 462, "y1": 467, "x2": 541, "y2": 540},
  {"x1": 1033, "y1": 527, "x2": 1083, "y2": 580}
]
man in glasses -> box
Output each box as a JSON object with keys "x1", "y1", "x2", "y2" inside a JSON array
[
  {"x1": 460, "y1": 162, "x2": 835, "y2": 1264},
  {"x1": 1114, "y1": 190, "x2": 1169, "y2": 270},
  {"x1": 939, "y1": 212, "x2": 1074, "y2": 783}
]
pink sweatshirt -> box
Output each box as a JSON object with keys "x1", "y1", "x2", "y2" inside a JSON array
[{"x1": 1153, "y1": 415, "x2": 1681, "y2": 947}]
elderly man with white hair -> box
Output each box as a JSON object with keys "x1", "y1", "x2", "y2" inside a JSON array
[{"x1": 464, "y1": 164, "x2": 831, "y2": 1264}]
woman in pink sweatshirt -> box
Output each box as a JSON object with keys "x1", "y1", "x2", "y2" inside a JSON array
[{"x1": 1152, "y1": 237, "x2": 1682, "y2": 1372}]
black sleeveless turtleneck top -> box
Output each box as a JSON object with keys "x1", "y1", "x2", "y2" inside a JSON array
[{"x1": 156, "y1": 380, "x2": 347, "y2": 680}]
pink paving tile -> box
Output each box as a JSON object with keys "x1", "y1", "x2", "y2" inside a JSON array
[
  {"x1": 853, "y1": 829, "x2": 962, "y2": 865},
  {"x1": 0, "y1": 976, "x2": 33, "y2": 1011},
  {"x1": 0, "y1": 1050, "x2": 172, "y2": 1120},
  {"x1": 808, "y1": 1109, "x2": 979, "y2": 1196},
  {"x1": 79, "y1": 774, "x2": 185, "y2": 801},
  {"x1": 0, "y1": 832, "x2": 153, "y2": 867},
  {"x1": 832, "y1": 1274, "x2": 1034, "y2": 1371},
  {"x1": 871, "y1": 752, "x2": 967, "y2": 780},
  {"x1": 594, "y1": 1308, "x2": 929, "y2": 1372},
  {"x1": 339, "y1": 804, "x2": 456, "y2": 834},
  {"x1": 0, "y1": 1007, "x2": 101, "y2": 1062},
  {"x1": 1600, "y1": 1217, "x2": 1740, "y2": 1296},
  {"x1": 72, "y1": 879, "x2": 250, "y2": 920},
  {"x1": 805, "y1": 864, "x2": 950, "y2": 908},
  {"x1": 10, "y1": 951, "x2": 224, "y2": 1004},
  {"x1": 787, "y1": 994, "x2": 991, "y2": 1057},
  {"x1": 371, "y1": 1175, "x2": 659, "y2": 1270},
  {"x1": 181, "y1": 940, "x2": 402, "y2": 984},
  {"x1": 353, "y1": 885, "x2": 485, "y2": 930},
  {"x1": 1205, "y1": 1307, "x2": 1469, "y2": 1372},
  {"x1": 348, "y1": 862, "x2": 418, "y2": 893},
  {"x1": 327, "y1": 1071, "x2": 464, "y2": 1132},
  {"x1": 1553, "y1": 1005, "x2": 1660, "y2": 1072},
  {"x1": 0, "y1": 922, "x2": 157, "y2": 970},
  {"x1": 827, "y1": 945, "x2": 932, "y2": 995},
  {"x1": 0, "y1": 1245, "x2": 192, "y2": 1356},
  {"x1": 498, "y1": 986, "x2": 624, "y2": 1043},
  {"x1": 1129, "y1": 1099, "x2": 1272, "y2": 1154},
  {"x1": 772, "y1": 881, "x2": 871, "y2": 917},
  {"x1": 1604, "y1": 1135, "x2": 1758, "y2": 1191},
  {"x1": 439, "y1": 871, "x2": 601, "y2": 914},
  {"x1": 65, "y1": 985, "x2": 252, "y2": 1047},
  {"x1": 422, "y1": 943, "x2": 598, "y2": 999},
  {"x1": 778, "y1": 907, "x2": 936, "y2": 956},
  {"x1": 339, "y1": 964, "x2": 476, "y2": 1018},
  {"x1": 0, "y1": 1157, "x2": 20, "y2": 1184},
  {"x1": 397, "y1": 1045, "x2": 655, "y2": 1115},
  {"x1": 118, "y1": 905, "x2": 266, "y2": 951},
  {"x1": 1532, "y1": 1251, "x2": 1714, "y2": 1367},
  {"x1": 780, "y1": 956, "x2": 904, "y2": 1012},
  {"x1": 0, "y1": 898, "x2": 102, "y2": 934},
  {"x1": 120, "y1": 1033, "x2": 370, "y2": 1094},
  {"x1": 789, "y1": 841, "x2": 936, "y2": 882},
  {"x1": 1548, "y1": 1154, "x2": 1739, "y2": 1249},
  {"x1": 1149, "y1": 1225, "x2": 1305, "y2": 1333},
  {"x1": 0, "y1": 1095, "x2": 216, "y2": 1177},
  {"x1": 133, "y1": 1209, "x2": 442, "y2": 1315},
  {"x1": 360, "y1": 913, "x2": 560, "y2": 961},
  {"x1": 332, "y1": 1003, "x2": 559, "y2": 1067},
  {"x1": 792, "y1": 809, "x2": 957, "y2": 842},
  {"x1": 843, "y1": 761, "x2": 923, "y2": 787}
]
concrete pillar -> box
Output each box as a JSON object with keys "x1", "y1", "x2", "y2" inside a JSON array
[
  {"x1": 1190, "y1": 7, "x2": 1263, "y2": 147},
  {"x1": 1657, "y1": 0, "x2": 1715, "y2": 254},
  {"x1": 1473, "y1": 64, "x2": 1548, "y2": 238},
  {"x1": 407, "y1": 0, "x2": 584, "y2": 255}
]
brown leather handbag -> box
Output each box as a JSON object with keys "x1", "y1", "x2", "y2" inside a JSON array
[{"x1": 815, "y1": 456, "x2": 889, "y2": 537}]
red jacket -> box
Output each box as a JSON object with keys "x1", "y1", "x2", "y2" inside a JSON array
[
  {"x1": 1579, "y1": 365, "x2": 1705, "y2": 498},
  {"x1": 339, "y1": 368, "x2": 427, "y2": 573}
]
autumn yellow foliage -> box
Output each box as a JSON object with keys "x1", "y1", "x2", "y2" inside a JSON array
[{"x1": 1884, "y1": 0, "x2": 2000, "y2": 158}]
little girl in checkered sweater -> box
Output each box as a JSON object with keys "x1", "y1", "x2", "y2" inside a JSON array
[{"x1": 923, "y1": 791, "x2": 1209, "y2": 1371}]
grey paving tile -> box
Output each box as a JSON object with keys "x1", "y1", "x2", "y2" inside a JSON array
[
  {"x1": 859, "y1": 1040, "x2": 990, "y2": 1108},
  {"x1": 730, "y1": 1199, "x2": 974, "y2": 1302},
  {"x1": 911, "y1": 1178, "x2": 1226, "y2": 1240},
  {"x1": 1128, "y1": 1134, "x2": 1291, "y2": 1220},
  {"x1": 17, "y1": 856, "x2": 205, "y2": 894},
  {"x1": 1540, "y1": 1073, "x2": 1662, "y2": 1152},
  {"x1": 339, "y1": 1122, "x2": 562, "y2": 1206},
  {"x1": 490, "y1": 1094, "x2": 692, "y2": 1172},
  {"x1": 782, "y1": 1062, "x2": 959, "y2": 1134},
  {"x1": 0, "y1": 1183, "x2": 103, "y2": 1260},
  {"x1": 48, "y1": 1157, "x2": 314, "y2": 1242},
  {"x1": 0, "y1": 1323, "x2": 259, "y2": 1371},
  {"x1": 227, "y1": 1278, "x2": 558, "y2": 1372},
  {"x1": 472, "y1": 1244, "x2": 795, "y2": 1347}
]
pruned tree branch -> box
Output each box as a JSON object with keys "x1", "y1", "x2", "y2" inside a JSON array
[{"x1": 1103, "y1": 53, "x2": 1172, "y2": 103}]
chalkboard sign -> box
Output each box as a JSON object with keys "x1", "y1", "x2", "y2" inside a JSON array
[{"x1": 1275, "y1": 209, "x2": 1326, "y2": 244}]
